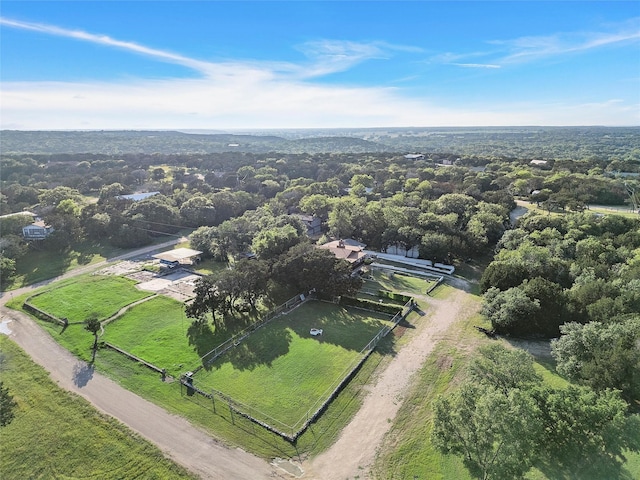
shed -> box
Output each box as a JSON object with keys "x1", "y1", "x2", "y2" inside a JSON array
[{"x1": 152, "y1": 248, "x2": 203, "y2": 267}]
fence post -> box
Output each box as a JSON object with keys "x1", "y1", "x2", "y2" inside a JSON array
[
  {"x1": 211, "y1": 391, "x2": 216, "y2": 413},
  {"x1": 229, "y1": 401, "x2": 234, "y2": 424}
]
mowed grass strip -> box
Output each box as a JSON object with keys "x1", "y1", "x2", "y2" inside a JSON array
[
  {"x1": 364, "y1": 270, "x2": 437, "y2": 296},
  {"x1": 27, "y1": 275, "x2": 152, "y2": 322},
  {"x1": 0, "y1": 336, "x2": 196, "y2": 480},
  {"x1": 195, "y1": 300, "x2": 395, "y2": 427},
  {"x1": 103, "y1": 296, "x2": 203, "y2": 375}
]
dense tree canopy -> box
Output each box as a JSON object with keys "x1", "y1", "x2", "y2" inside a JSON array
[
  {"x1": 433, "y1": 344, "x2": 633, "y2": 479},
  {"x1": 551, "y1": 319, "x2": 640, "y2": 401}
]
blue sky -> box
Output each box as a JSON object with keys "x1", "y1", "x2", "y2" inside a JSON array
[{"x1": 1, "y1": 1, "x2": 639, "y2": 129}]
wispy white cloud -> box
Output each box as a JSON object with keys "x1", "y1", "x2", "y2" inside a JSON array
[
  {"x1": 1, "y1": 16, "x2": 638, "y2": 129},
  {"x1": 452, "y1": 63, "x2": 501, "y2": 69},
  {"x1": 295, "y1": 40, "x2": 385, "y2": 77},
  {"x1": 0, "y1": 17, "x2": 410, "y2": 81},
  {"x1": 437, "y1": 17, "x2": 640, "y2": 67},
  {"x1": 497, "y1": 23, "x2": 640, "y2": 64},
  {"x1": 0, "y1": 17, "x2": 218, "y2": 75}
]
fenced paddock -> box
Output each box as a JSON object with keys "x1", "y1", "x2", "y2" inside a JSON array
[
  {"x1": 25, "y1": 276, "x2": 153, "y2": 323},
  {"x1": 185, "y1": 298, "x2": 414, "y2": 440}
]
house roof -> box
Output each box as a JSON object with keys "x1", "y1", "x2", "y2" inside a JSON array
[
  {"x1": 318, "y1": 239, "x2": 367, "y2": 264},
  {"x1": 152, "y1": 248, "x2": 203, "y2": 263},
  {"x1": 322, "y1": 238, "x2": 366, "y2": 249}
]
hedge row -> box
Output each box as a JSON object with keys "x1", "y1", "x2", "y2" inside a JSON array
[
  {"x1": 378, "y1": 290, "x2": 412, "y2": 303},
  {"x1": 339, "y1": 296, "x2": 402, "y2": 315}
]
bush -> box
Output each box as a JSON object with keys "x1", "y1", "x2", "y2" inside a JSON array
[
  {"x1": 378, "y1": 290, "x2": 412, "y2": 303},
  {"x1": 339, "y1": 296, "x2": 402, "y2": 315}
]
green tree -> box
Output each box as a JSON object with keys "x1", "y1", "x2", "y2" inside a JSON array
[
  {"x1": 0, "y1": 256, "x2": 17, "y2": 287},
  {"x1": 272, "y1": 243, "x2": 362, "y2": 299},
  {"x1": 551, "y1": 319, "x2": 640, "y2": 401},
  {"x1": 432, "y1": 383, "x2": 541, "y2": 480},
  {"x1": 84, "y1": 315, "x2": 102, "y2": 363},
  {"x1": 299, "y1": 193, "x2": 331, "y2": 219},
  {"x1": 251, "y1": 224, "x2": 303, "y2": 259},
  {"x1": 38, "y1": 186, "x2": 82, "y2": 208},
  {"x1": 482, "y1": 287, "x2": 541, "y2": 335},
  {"x1": 469, "y1": 343, "x2": 542, "y2": 395},
  {"x1": 185, "y1": 275, "x2": 223, "y2": 326},
  {"x1": 98, "y1": 183, "x2": 127, "y2": 203},
  {"x1": 519, "y1": 277, "x2": 567, "y2": 336},
  {"x1": 0, "y1": 381, "x2": 17, "y2": 427},
  {"x1": 531, "y1": 385, "x2": 628, "y2": 463},
  {"x1": 179, "y1": 195, "x2": 217, "y2": 227}
]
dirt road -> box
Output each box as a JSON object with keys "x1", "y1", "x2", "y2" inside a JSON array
[
  {"x1": 0, "y1": 240, "x2": 279, "y2": 480},
  {"x1": 303, "y1": 288, "x2": 473, "y2": 480},
  {"x1": 0, "y1": 308, "x2": 277, "y2": 479}
]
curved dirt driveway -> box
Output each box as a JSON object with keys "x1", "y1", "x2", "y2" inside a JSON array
[
  {"x1": 303, "y1": 288, "x2": 474, "y2": 480},
  {"x1": 0, "y1": 240, "x2": 278, "y2": 480}
]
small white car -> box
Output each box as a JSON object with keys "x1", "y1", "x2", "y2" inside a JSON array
[{"x1": 310, "y1": 328, "x2": 323, "y2": 336}]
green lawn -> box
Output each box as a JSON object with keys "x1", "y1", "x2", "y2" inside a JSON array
[
  {"x1": 193, "y1": 300, "x2": 395, "y2": 429},
  {"x1": 516, "y1": 200, "x2": 639, "y2": 219},
  {"x1": 8, "y1": 271, "x2": 411, "y2": 458},
  {"x1": 27, "y1": 275, "x2": 153, "y2": 322},
  {"x1": 103, "y1": 296, "x2": 205, "y2": 375},
  {"x1": 363, "y1": 269, "x2": 437, "y2": 297},
  {"x1": 0, "y1": 336, "x2": 195, "y2": 480},
  {"x1": 5, "y1": 241, "x2": 128, "y2": 290}
]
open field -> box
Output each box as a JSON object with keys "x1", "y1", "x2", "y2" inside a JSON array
[
  {"x1": 193, "y1": 300, "x2": 396, "y2": 429},
  {"x1": 103, "y1": 295, "x2": 203, "y2": 375},
  {"x1": 361, "y1": 269, "x2": 438, "y2": 297},
  {"x1": 0, "y1": 336, "x2": 196, "y2": 480},
  {"x1": 515, "y1": 200, "x2": 639, "y2": 219},
  {"x1": 5, "y1": 242, "x2": 125, "y2": 290},
  {"x1": 27, "y1": 275, "x2": 153, "y2": 322},
  {"x1": 12, "y1": 271, "x2": 406, "y2": 458}
]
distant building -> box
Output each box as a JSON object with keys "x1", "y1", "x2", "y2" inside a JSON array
[
  {"x1": 22, "y1": 218, "x2": 54, "y2": 240},
  {"x1": 404, "y1": 153, "x2": 425, "y2": 160},
  {"x1": 293, "y1": 214, "x2": 322, "y2": 236},
  {"x1": 530, "y1": 160, "x2": 548, "y2": 167},
  {"x1": 318, "y1": 239, "x2": 367, "y2": 267},
  {"x1": 152, "y1": 248, "x2": 203, "y2": 268},
  {"x1": 116, "y1": 191, "x2": 160, "y2": 202}
]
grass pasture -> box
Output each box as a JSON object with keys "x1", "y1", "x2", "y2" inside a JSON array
[
  {"x1": 361, "y1": 268, "x2": 438, "y2": 299},
  {"x1": 192, "y1": 300, "x2": 396, "y2": 431},
  {"x1": 103, "y1": 295, "x2": 205, "y2": 375},
  {"x1": 27, "y1": 275, "x2": 152, "y2": 322},
  {"x1": 0, "y1": 336, "x2": 195, "y2": 480}
]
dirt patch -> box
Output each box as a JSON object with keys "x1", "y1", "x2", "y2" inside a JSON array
[
  {"x1": 436, "y1": 354, "x2": 454, "y2": 370},
  {"x1": 507, "y1": 338, "x2": 554, "y2": 361},
  {"x1": 392, "y1": 325, "x2": 407, "y2": 338},
  {"x1": 126, "y1": 270, "x2": 157, "y2": 282},
  {"x1": 95, "y1": 260, "x2": 145, "y2": 276}
]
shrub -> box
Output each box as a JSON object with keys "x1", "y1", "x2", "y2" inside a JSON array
[{"x1": 339, "y1": 296, "x2": 402, "y2": 315}]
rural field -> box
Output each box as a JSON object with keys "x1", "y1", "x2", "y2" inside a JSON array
[
  {"x1": 193, "y1": 300, "x2": 396, "y2": 429},
  {"x1": 0, "y1": 336, "x2": 196, "y2": 480},
  {"x1": 27, "y1": 275, "x2": 153, "y2": 322},
  {"x1": 13, "y1": 271, "x2": 407, "y2": 448}
]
